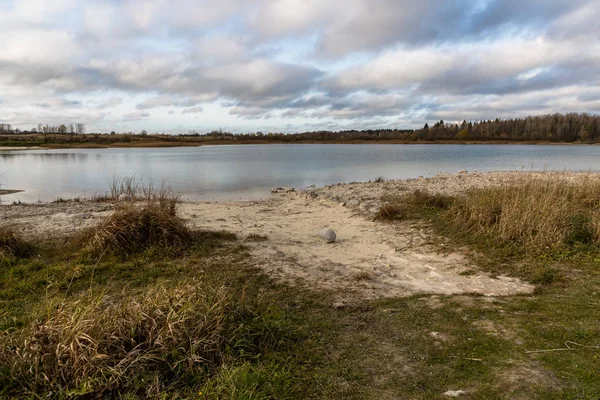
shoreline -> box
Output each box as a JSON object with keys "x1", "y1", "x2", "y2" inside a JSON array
[
  {"x1": 0, "y1": 140, "x2": 598, "y2": 150},
  {"x1": 0, "y1": 189, "x2": 23, "y2": 196},
  {"x1": 1, "y1": 171, "x2": 543, "y2": 300},
  {"x1": 3, "y1": 170, "x2": 594, "y2": 299}
]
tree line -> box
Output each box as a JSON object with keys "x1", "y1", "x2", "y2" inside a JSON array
[
  {"x1": 1, "y1": 113, "x2": 599, "y2": 143},
  {"x1": 182, "y1": 113, "x2": 600, "y2": 143},
  {"x1": 0, "y1": 123, "x2": 85, "y2": 134}
]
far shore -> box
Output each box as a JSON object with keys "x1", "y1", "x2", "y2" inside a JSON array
[
  {"x1": 0, "y1": 189, "x2": 23, "y2": 196},
  {"x1": 1, "y1": 139, "x2": 599, "y2": 150}
]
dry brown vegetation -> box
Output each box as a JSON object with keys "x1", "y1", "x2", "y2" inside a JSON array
[
  {"x1": 86, "y1": 181, "x2": 189, "y2": 256},
  {"x1": 2, "y1": 283, "x2": 231, "y2": 396},
  {"x1": 377, "y1": 174, "x2": 600, "y2": 254},
  {"x1": 0, "y1": 225, "x2": 33, "y2": 261},
  {"x1": 447, "y1": 173, "x2": 600, "y2": 252},
  {"x1": 375, "y1": 189, "x2": 454, "y2": 221}
]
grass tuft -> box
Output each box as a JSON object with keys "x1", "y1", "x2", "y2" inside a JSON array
[
  {"x1": 446, "y1": 173, "x2": 600, "y2": 253},
  {"x1": 86, "y1": 195, "x2": 190, "y2": 257},
  {"x1": 245, "y1": 233, "x2": 269, "y2": 242},
  {"x1": 375, "y1": 203, "x2": 404, "y2": 221},
  {"x1": 376, "y1": 189, "x2": 454, "y2": 221},
  {"x1": 0, "y1": 225, "x2": 34, "y2": 261},
  {"x1": 0, "y1": 282, "x2": 281, "y2": 397}
]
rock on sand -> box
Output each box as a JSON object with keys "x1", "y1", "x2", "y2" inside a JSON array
[{"x1": 318, "y1": 228, "x2": 336, "y2": 243}]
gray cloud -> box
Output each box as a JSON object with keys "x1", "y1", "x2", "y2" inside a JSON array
[
  {"x1": 0, "y1": 0, "x2": 598, "y2": 132},
  {"x1": 123, "y1": 111, "x2": 150, "y2": 121},
  {"x1": 95, "y1": 97, "x2": 123, "y2": 109},
  {"x1": 181, "y1": 106, "x2": 204, "y2": 114},
  {"x1": 136, "y1": 96, "x2": 200, "y2": 110}
]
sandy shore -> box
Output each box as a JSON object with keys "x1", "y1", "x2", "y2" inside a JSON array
[
  {"x1": 0, "y1": 146, "x2": 45, "y2": 151},
  {"x1": 7, "y1": 171, "x2": 584, "y2": 301}
]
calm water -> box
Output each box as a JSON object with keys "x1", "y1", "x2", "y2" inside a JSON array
[{"x1": 1, "y1": 144, "x2": 600, "y2": 203}]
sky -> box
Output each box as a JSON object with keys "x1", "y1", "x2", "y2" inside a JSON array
[{"x1": 0, "y1": 0, "x2": 599, "y2": 134}]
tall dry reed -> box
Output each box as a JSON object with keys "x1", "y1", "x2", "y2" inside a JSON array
[
  {"x1": 446, "y1": 172, "x2": 600, "y2": 252},
  {"x1": 1, "y1": 283, "x2": 230, "y2": 397}
]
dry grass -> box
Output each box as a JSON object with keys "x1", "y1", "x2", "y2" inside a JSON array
[
  {"x1": 85, "y1": 181, "x2": 189, "y2": 256},
  {"x1": 87, "y1": 199, "x2": 190, "y2": 256},
  {"x1": 109, "y1": 176, "x2": 176, "y2": 203},
  {"x1": 376, "y1": 189, "x2": 454, "y2": 221},
  {"x1": 446, "y1": 173, "x2": 600, "y2": 252},
  {"x1": 0, "y1": 225, "x2": 33, "y2": 261},
  {"x1": 375, "y1": 203, "x2": 404, "y2": 220},
  {"x1": 1, "y1": 283, "x2": 233, "y2": 397}
]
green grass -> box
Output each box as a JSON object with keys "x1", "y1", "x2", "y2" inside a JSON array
[
  {"x1": 368, "y1": 178, "x2": 600, "y2": 398},
  {"x1": 3, "y1": 226, "x2": 600, "y2": 398}
]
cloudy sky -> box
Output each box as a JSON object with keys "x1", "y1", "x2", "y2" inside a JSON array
[{"x1": 0, "y1": 0, "x2": 599, "y2": 133}]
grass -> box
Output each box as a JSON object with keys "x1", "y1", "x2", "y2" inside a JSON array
[
  {"x1": 0, "y1": 195, "x2": 301, "y2": 398},
  {"x1": 375, "y1": 189, "x2": 454, "y2": 221},
  {"x1": 85, "y1": 200, "x2": 190, "y2": 257},
  {"x1": 0, "y1": 225, "x2": 34, "y2": 263},
  {"x1": 367, "y1": 173, "x2": 600, "y2": 398},
  {"x1": 445, "y1": 173, "x2": 600, "y2": 254},
  {"x1": 3, "y1": 173, "x2": 600, "y2": 398},
  {"x1": 245, "y1": 233, "x2": 269, "y2": 242}
]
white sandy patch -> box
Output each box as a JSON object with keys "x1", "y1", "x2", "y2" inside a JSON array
[{"x1": 181, "y1": 192, "x2": 533, "y2": 301}]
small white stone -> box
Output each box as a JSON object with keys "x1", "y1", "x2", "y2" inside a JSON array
[
  {"x1": 347, "y1": 199, "x2": 360, "y2": 207},
  {"x1": 318, "y1": 228, "x2": 336, "y2": 243},
  {"x1": 118, "y1": 193, "x2": 134, "y2": 202},
  {"x1": 443, "y1": 390, "x2": 467, "y2": 397}
]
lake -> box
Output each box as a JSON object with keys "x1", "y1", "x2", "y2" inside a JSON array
[{"x1": 1, "y1": 144, "x2": 600, "y2": 203}]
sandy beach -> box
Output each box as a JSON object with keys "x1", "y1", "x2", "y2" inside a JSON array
[{"x1": 3, "y1": 171, "x2": 565, "y2": 301}]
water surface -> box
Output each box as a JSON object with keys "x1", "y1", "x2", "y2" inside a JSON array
[{"x1": 1, "y1": 144, "x2": 599, "y2": 202}]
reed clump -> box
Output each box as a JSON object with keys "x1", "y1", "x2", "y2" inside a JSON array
[
  {"x1": 0, "y1": 225, "x2": 33, "y2": 261},
  {"x1": 1, "y1": 283, "x2": 233, "y2": 397},
  {"x1": 87, "y1": 186, "x2": 189, "y2": 256},
  {"x1": 446, "y1": 173, "x2": 600, "y2": 252},
  {"x1": 88, "y1": 202, "x2": 190, "y2": 256},
  {"x1": 376, "y1": 189, "x2": 454, "y2": 221}
]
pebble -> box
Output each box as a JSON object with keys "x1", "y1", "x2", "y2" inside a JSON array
[
  {"x1": 318, "y1": 228, "x2": 336, "y2": 243},
  {"x1": 347, "y1": 199, "x2": 360, "y2": 207},
  {"x1": 118, "y1": 193, "x2": 134, "y2": 202},
  {"x1": 443, "y1": 390, "x2": 467, "y2": 397}
]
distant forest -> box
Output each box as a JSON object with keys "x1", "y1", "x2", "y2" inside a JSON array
[{"x1": 1, "y1": 113, "x2": 600, "y2": 146}]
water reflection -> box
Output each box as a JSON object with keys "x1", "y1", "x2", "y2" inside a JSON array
[{"x1": 1, "y1": 144, "x2": 600, "y2": 203}]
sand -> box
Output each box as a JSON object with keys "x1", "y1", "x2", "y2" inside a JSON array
[{"x1": 1, "y1": 171, "x2": 555, "y2": 301}]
